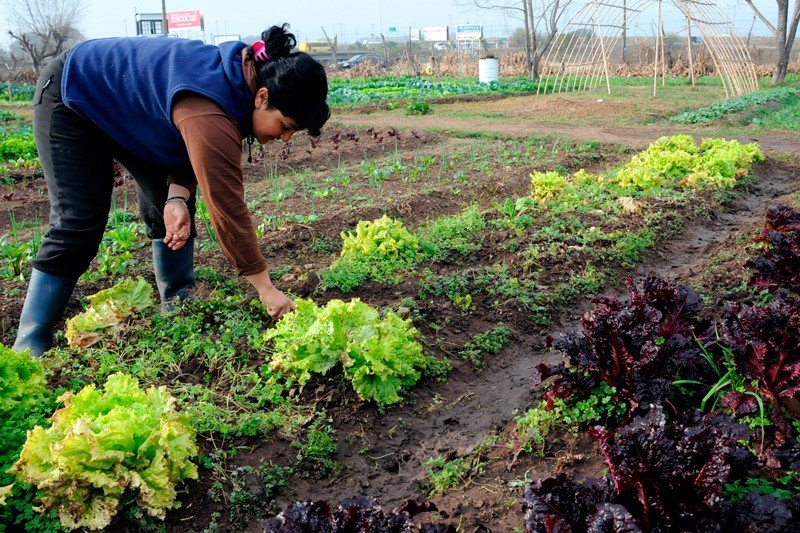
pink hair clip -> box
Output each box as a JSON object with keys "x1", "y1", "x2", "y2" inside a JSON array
[{"x1": 251, "y1": 41, "x2": 270, "y2": 62}]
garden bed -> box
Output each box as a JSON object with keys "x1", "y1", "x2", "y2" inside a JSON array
[{"x1": 1, "y1": 86, "x2": 800, "y2": 531}]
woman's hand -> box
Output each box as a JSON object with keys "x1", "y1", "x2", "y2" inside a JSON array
[
  {"x1": 260, "y1": 286, "x2": 296, "y2": 319},
  {"x1": 245, "y1": 270, "x2": 295, "y2": 319},
  {"x1": 163, "y1": 199, "x2": 191, "y2": 250}
]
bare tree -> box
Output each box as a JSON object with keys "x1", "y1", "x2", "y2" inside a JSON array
[
  {"x1": 743, "y1": 0, "x2": 800, "y2": 84},
  {"x1": 460, "y1": 0, "x2": 575, "y2": 79},
  {"x1": 4, "y1": 0, "x2": 86, "y2": 72},
  {"x1": 321, "y1": 26, "x2": 338, "y2": 71}
]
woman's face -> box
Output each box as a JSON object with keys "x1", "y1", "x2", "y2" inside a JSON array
[{"x1": 252, "y1": 88, "x2": 298, "y2": 144}]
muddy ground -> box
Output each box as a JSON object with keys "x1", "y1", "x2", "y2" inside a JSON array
[{"x1": 1, "y1": 96, "x2": 799, "y2": 532}]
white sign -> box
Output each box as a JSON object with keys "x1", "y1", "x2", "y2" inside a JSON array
[
  {"x1": 420, "y1": 26, "x2": 448, "y2": 42},
  {"x1": 214, "y1": 34, "x2": 241, "y2": 45},
  {"x1": 456, "y1": 24, "x2": 482, "y2": 41},
  {"x1": 409, "y1": 28, "x2": 421, "y2": 41}
]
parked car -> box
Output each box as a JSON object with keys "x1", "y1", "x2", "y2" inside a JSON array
[
  {"x1": 334, "y1": 53, "x2": 386, "y2": 69},
  {"x1": 433, "y1": 42, "x2": 448, "y2": 51}
]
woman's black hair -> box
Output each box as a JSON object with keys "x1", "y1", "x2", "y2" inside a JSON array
[{"x1": 251, "y1": 24, "x2": 330, "y2": 137}]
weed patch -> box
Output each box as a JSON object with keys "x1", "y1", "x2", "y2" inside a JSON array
[
  {"x1": 459, "y1": 324, "x2": 511, "y2": 368},
  {"x1": 425, "y1": 453, "x2": 485, "y2": 497}
]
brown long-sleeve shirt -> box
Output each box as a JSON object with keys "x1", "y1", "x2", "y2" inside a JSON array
[{"x1": 168, "y1": 50, "x2": 266, "y2": 276}]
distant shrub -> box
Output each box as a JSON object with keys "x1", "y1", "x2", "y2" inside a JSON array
[
  {"x1": 0, "y1": 132, "x2": 36, "y2": 162},
  {"x1": 405, "y1": 101, "x2": 432, "y2": 115}
]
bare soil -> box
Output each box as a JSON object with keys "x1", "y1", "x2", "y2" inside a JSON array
[{"x1": 334, "y1": 97, "x2": 800, "y2": 155}]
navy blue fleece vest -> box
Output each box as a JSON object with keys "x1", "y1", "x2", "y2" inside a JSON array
[{"x1": 61, "y1": 37, "x2": 253, "y2": 167}]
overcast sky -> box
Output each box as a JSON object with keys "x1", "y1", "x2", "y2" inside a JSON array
[{"x1": 0, "y1": 0, "x2": 783, "y2": 46}]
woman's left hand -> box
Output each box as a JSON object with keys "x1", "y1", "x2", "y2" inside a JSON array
[{"x1": 163, "y1": 200, "x2": 191, "y2": 250}]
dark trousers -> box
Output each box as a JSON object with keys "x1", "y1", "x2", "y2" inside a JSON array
[{"x1": 31, "y1": 53, "x2": 196, "y2": 278}]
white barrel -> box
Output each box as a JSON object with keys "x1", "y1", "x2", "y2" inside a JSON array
[{"x1": 478, "y1": 58, "x2": 499, "y2": 83}]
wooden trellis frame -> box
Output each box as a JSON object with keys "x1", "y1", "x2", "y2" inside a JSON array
[{"x1": 537, "y1": 0, "x2": 758, "y2": 98}]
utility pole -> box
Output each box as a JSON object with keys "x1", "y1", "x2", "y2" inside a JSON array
[{"x1": 161, "y1": 0, "x2": 168, "y2": 35}]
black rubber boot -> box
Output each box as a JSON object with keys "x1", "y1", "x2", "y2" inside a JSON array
[
  {"x1": 13, "y1": 268, "x2": 78, "y2": 357},
  {"x1": 152, "y1": 239, "x2": 196, "y2": 311}
]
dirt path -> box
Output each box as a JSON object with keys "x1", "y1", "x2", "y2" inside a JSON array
[
  {"x1": 642, "y1": 160, "x2": 800, "y2": 283},
  {"x1": 334, "y1": 113, "x2": 800, "y2": 155},
  {"x1": 279, "y1": 156, "x2": 800, "y2": 532}
]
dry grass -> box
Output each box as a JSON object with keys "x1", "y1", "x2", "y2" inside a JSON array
[
  {"x1": 328, "y1": 48, "x2": 800, "y2": 81},
  {"x1": 329, "y1": 52, "x2": 534, "y2": 78},
  {"x1": 1, "y1": 46, "x2": 795, "y2": 85}
]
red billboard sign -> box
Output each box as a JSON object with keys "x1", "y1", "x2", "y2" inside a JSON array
[{"x1": 167, "y1": 10, "x2": 203, "y2": 30}]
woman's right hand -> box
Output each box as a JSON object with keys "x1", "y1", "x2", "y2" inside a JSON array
[{"x1": 260, "y1": 285, "x2": 295, "y2": 319}]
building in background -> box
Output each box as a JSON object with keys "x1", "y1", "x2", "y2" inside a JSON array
[
  {"x1": 299, "y1": 41, "x2": 333, "y2": 53},
  {"x1": 134, "y1": 12, "x2": 164, "y2": 36},
  {"x1": 135, "y1": 10, "x2": 204, "y2": 41}
]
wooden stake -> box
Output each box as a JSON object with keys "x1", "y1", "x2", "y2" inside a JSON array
[
  {"x1": 653, "y1": 20, "x2": 660, "y2": 96},
  {"x1": 660, "y1": 0, "x2": 666, "y2": 87},
  {"x1": 593, "y1": 0, "x2": 611, "y2": 94},
  {"x1": 686, "y1": 2, "x2": 695, "y2": 86}
]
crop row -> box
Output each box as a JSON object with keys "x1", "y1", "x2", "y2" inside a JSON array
[
  {"x1": 0, "y1": 83, "x2": 34, "y2": 102},
  {"x1": 328, "y1": 75, "x2": 545, "y2": 106},
  {"x1": 519, "y1": 203, "x2": 800, "y2": 531},
  {"x1": 0, "y1": 110, "x2": 38, "y2": 179},
  {"x1": 316, "y1": 135, "x2": 762, "y2": 307},
  {"x1": 670, "y1": 86, "x2": 800, "y2": 125}
]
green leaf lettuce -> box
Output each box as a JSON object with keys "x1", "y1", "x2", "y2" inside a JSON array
[
  {"x1": 265, "y1": 298, "x2": 428, "y2": 405},
  {"x1": 65, "y1": 277, "x2": 154, "y2": 348},
  {"x1": 8, "y1": 373, "x2": 197, "y2": 530}
]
